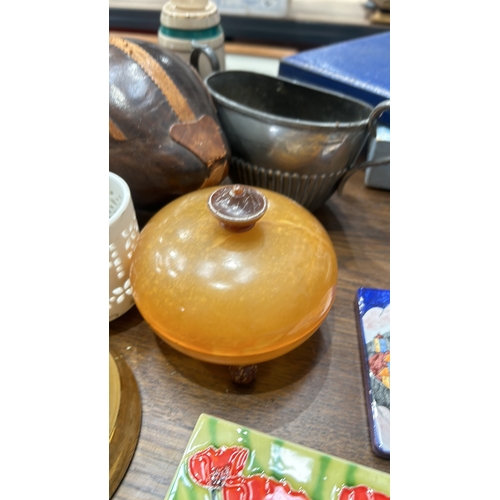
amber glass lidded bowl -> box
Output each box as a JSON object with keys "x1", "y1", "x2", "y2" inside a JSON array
[{"x1": 130, "y1": 184, "x2": 338, "y2": 367}]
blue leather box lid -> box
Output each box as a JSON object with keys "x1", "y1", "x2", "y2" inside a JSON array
[{"x1": 278, "y1": 32, "x2": 390, "y2": 125}]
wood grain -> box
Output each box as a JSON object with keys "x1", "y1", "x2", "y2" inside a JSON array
[{"x1": 109, "y1": 169, "x2": 390, "y2": 499}]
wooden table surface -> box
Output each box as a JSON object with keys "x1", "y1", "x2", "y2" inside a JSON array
[{"x1": 109, "y1": 168, "x2": 390, "y2": 499}]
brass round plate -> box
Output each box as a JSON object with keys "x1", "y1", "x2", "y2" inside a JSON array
[
  {"x1": 109, "y1": 350, "x2": 142, "y2": 498},
  {"x1": 109, "y1": 353, "x2": 121, "y2": 439}
]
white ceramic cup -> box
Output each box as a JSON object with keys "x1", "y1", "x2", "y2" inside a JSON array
[{"x1": 109, "y1": 172, "x2": 139, "y2": 321}]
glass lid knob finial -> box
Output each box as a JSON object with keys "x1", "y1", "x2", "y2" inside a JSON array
[{"x1": 207, "y1": 184, "x2": 268, "y2": 232}]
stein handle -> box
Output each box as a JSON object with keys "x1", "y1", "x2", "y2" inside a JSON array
[
  {"x1": 336, "y1": 100, "x2": 390, "y2": 195},
  {"x1": 190, "y1": 41, "x2": 220, "y2": 74}
]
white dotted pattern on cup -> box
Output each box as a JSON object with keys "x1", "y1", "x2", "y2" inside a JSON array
[
  {"x1": 109, "y1": 172, "x2": 139, "y2": 321},
  {"x1": 109, "y1": 218, "x2": 139, "y2": 314},
  {"x1": 109, "y1": 185, "x2": 123, "y2": 218}
]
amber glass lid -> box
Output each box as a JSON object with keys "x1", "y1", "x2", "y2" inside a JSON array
[{"x1": 130, "y1": 185, "x2": 338, "y2": 365}]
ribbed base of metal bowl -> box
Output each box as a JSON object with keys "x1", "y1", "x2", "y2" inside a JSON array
[{"x1": 230, "y1": 157, "x2": 348, "y2": 212}]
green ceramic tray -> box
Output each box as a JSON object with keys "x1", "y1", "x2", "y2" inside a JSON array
[{"x1": 164, "y1": 414, "x2": 390, "y2": 500}]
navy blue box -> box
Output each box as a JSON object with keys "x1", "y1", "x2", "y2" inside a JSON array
[{"x1": 278, "y1": 32, "x2": 390, "y2": 125}]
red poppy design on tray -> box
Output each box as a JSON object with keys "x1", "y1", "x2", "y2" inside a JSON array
[
  {"x1": 188, "y1": 445, "x2": 389, "y2": 500},
  {"x1": 188, "y1": 446, "x2": 249, "y2": 489},
  {"x1": 338, "y1": 485, "x2": 390, "y2": 500},
  {"x1": 188, "y1": 446, "x2": 309, "y2": 500},
  {"x1": 224, "y1": 474, "x2": 310, "y2": 500}
]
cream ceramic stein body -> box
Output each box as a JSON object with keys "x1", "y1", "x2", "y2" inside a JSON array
[{"x1": 109, "y1": 172, "x2": 139, "y2": 321}]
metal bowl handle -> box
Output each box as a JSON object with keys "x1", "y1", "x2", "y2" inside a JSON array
[
  {"x1": 368, "y1": 100, "x2": 390, "y2": 138},
  {"x1": 336, "y1": 100, "x2": 390, "y2": 195}
]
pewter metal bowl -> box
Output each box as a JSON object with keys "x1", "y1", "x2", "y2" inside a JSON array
[{"x1": 202, "y1": 70, "x2": 390, "y2": 211}]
